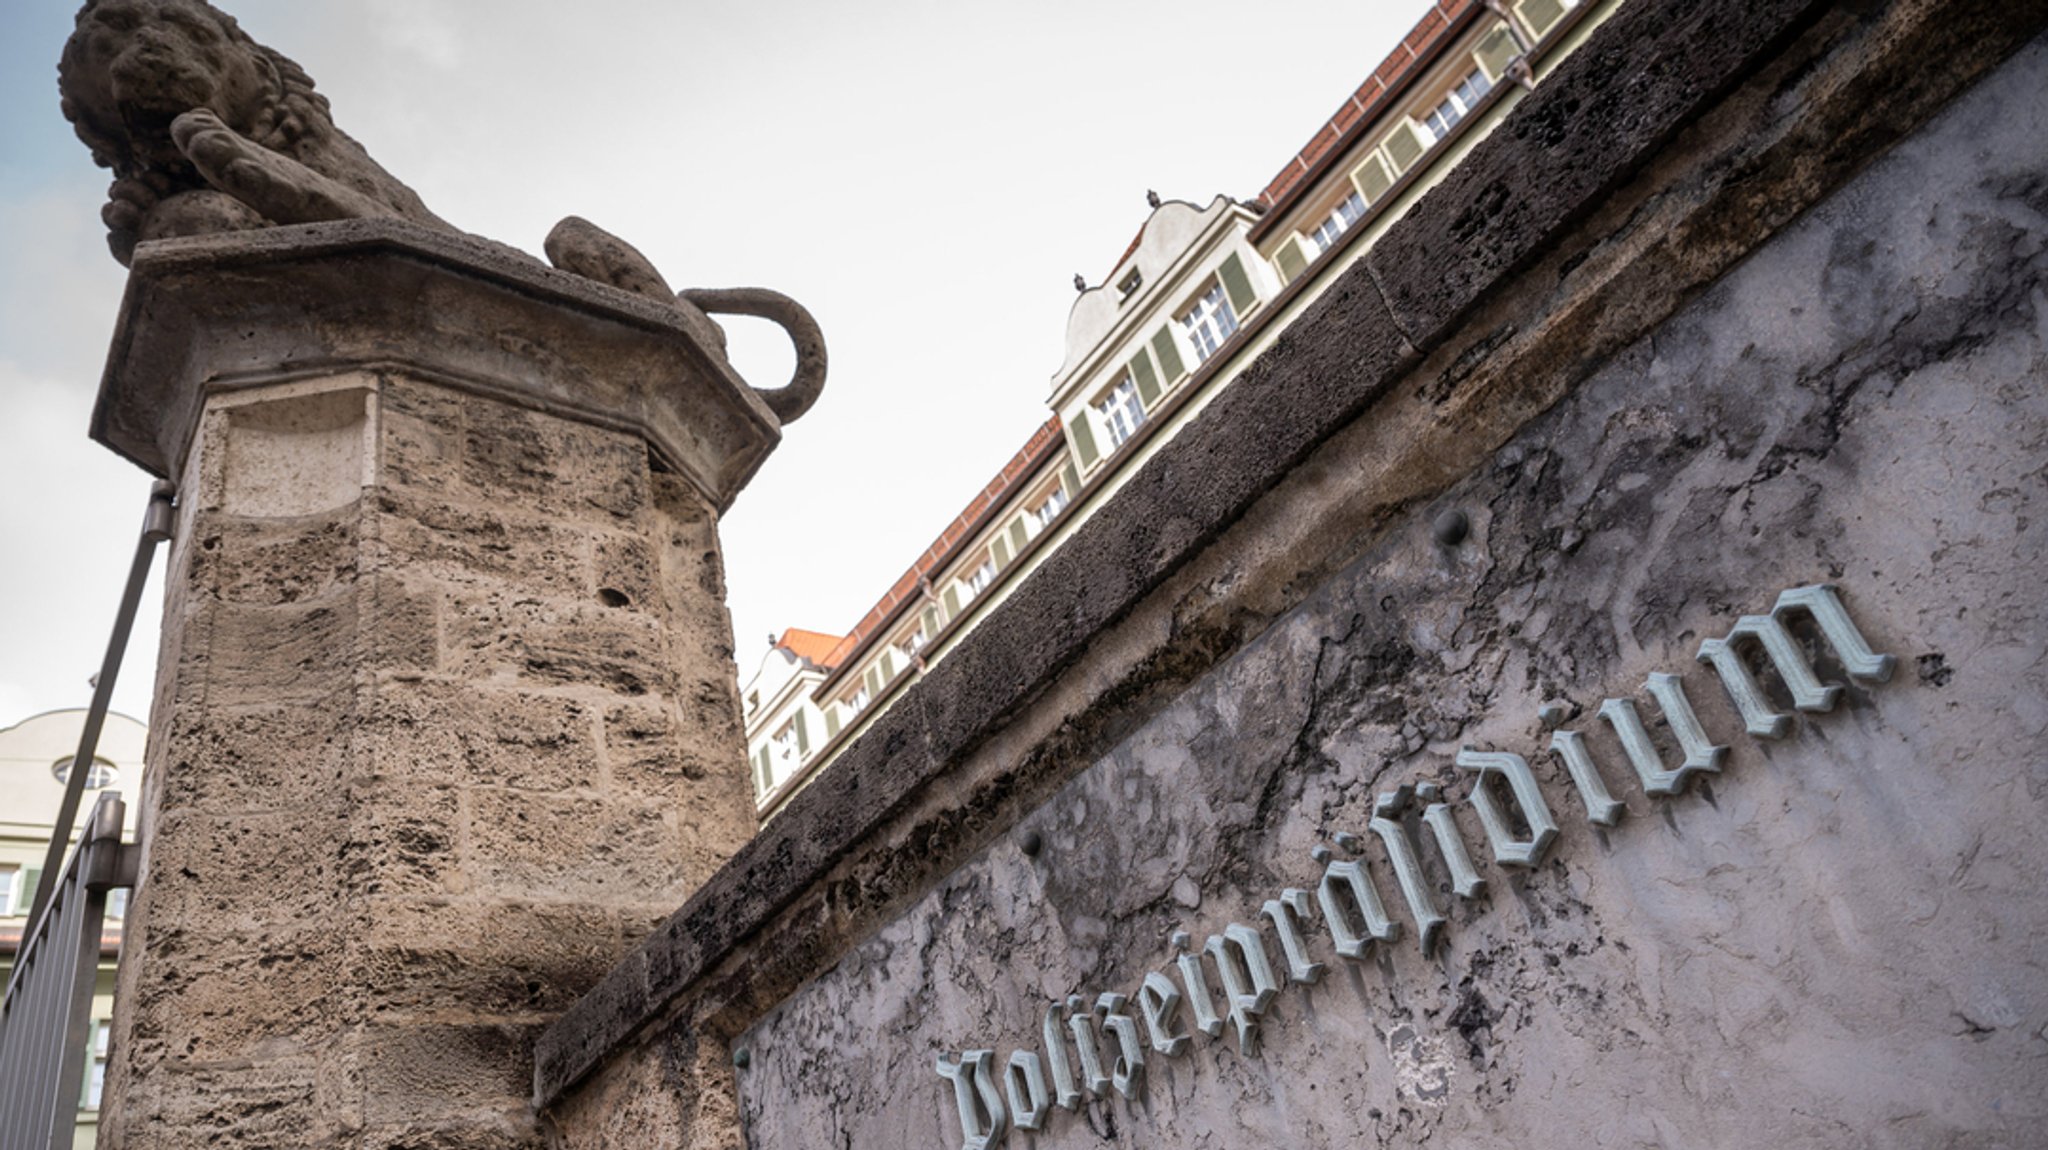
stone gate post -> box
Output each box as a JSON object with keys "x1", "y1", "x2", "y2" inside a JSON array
[{"x1": 89, "y1": 219, "x2": 769, "y2": 1148}]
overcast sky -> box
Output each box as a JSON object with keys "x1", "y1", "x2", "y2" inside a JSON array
[{"x1": 0, "y1": 0, "x2": 1432, "y2": 729}]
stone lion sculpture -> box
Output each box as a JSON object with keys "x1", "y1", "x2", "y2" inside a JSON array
[{"x1": 58, "y1": 0, "x2": 824, "y2": 423}]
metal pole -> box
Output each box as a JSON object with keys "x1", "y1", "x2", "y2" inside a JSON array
[{"x1": 22, "y1": 481, "x2": 174, "y2": 936}]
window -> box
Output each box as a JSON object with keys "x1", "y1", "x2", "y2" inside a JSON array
[
  {"x1": 843, "y1": 683, "x2": 869, "y2": 718},
  {"x1": 51, "y1": 755, "x2": 119, "y2": 790},
  {"x1": 0, "y1": 865, "x2": 18, "y2": 917},
  {"x1": 1418, "y1": 67, "x2": 1493, "y2": 144},
  {"x1": 1095, "y1": 376, "x2": 1147, "y2": 450},
  {"x1": 1116, "y1": 268, "x2": 1143, "y2": 301},
  {"x1": 768, "y1": 719, "x2": 803, "y2": 783},
  {"x1": 1030, "y1": 486, "x2": 1069, "y2": 535},
  {"x1": 899, "y1": 624, "x2": 927, "y2": 659},
  {"x1": 1178, "y1": 281, "x2": 1239, "y2": 364},
  {"x1": 1307, "y1": 190, "x2": 1368, "y2": 255},
  {"x1": 963, "y1": 556, "x2": 996, "y2": 597},
  {"x1": 84, "y1": 1020, "x2": 110, "y2": 1110}
]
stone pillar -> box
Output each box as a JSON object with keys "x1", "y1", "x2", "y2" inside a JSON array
[{"x1": 90, "y1": 220, "x2": 772, "y2": 1148}]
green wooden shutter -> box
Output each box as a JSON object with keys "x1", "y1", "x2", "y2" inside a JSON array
[
  {"x1": 824, "y1": 707, "x2": 841, "y2": 738},
  {"x1": 1274, "y1": 237, "x2": 1308, "y2": 284},
  {"x1": 1150, "y1": 326, "x2": 1186, "y2": 382},
  {"x1": 992, "y1": 535, "x2": 1011, "y2": 569},
  {"x1": 880, "y1": 650, "x2": 896, "y2": 680},
  {"x1": 1008, "y1": 517, "x2": 1030, "y2": 553},
  {"x1": 794, "y1": 710, "x2": 810, "y2": 754},
  {"x1": 1384, "y1": 124, "x2": 1424, "y2": 172},
  {"x1": 865, "y1": 665, "x2": 883, "y2": 697},
  {"x1": 18, "y1": 868, "x2": 40, "y2": 915},
  {"x1": 754, "y1": 747, "x2": 772, "y2": 791},
  {"x1": 1352, "y1": 153, "x2": 1394, "y2": 205},
  {"x1": 1517, "y1": 0, "x2": 1565, "y2": 38},
  {"x1": 943, "y1": 585, "x2": 961, "y2": 616},
  {"x1": 1219, "y1": 252, "x2": 1257, "y2": 314},
  {"x1": 1476, "y1": 25, "x2": 1518, "y2": 81},
  {"x1": 1067, "y1": 411, "x2": 1099, "y2": 469},
  {"x1": 1061, "y1": 461, "x2": 1081, "y2": 498},
  {"x1": 923, "y1": 605, "x2": 941, "y2": 635},
  {"x1": 1129, "y1": 349, "x2": 1161, "y2": 407}
]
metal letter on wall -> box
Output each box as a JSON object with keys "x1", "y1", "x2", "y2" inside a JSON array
[
  {"x1": 1065, "y1": 994, "x2": 1111, "y2": 1096},
  {"x1": 1419, "y1": 782, "x2": 1487, "y2": 898},
  {"x1": 1094, "y1": 993, "x2": 1147, "y2": 1098},
  {"x1": 1004, "y1": 1051, "x2": 1050, "y2": 1132},
  {"x1": 1204, "y1": 924, "x2": 1282, "y2": 1056},
  {"x1": 1138, "y1": 970, "x2": 1191, "y2": 1057},
  {"x1": 1455, "y1": 750, "x2": 1561, "y2": 868},
  {"x1": 1173, "y1": 933, "x2": 1227, "y2": 1039},
  {"x1": 936, "y1": 1049, "x2": 1009, "y2": 1150},
  {"x1": 1597, "y1": 674, "x2": 1726, "y2": 795},
  {"x1": 1315, "y1": 845, "x2": 1400, "y2": 961},
  {"x1": 1369, "y1": 788, "x2": 1447, "y2": 954},
  {"x1": 1698, "y1": 583, "x2": 1892, "y2": 737},
  {"x1": 1261, "y1": 888, "x2": 1327, "y2": 985},
  {"x1": 1549, "y1": 729, "x2": 1625, "y2": 825},
  {"x1": 1041, "y1": 1004, "x2": 1082, "y2": 1111}
]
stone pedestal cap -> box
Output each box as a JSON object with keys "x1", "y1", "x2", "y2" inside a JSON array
[{"x1": 91, "y1": 217, "x2": 782, "y2": 512}]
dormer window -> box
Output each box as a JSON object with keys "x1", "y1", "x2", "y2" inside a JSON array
[
  {"x1": 1095, "y1": 376, "x2": 1147, "y2": 450},
  {"x1": 1418, "y1": 67, "x2": 1493, "y2": 144},
  {"x1": 1308, "y1": 190, "x2": 1368, "y2": 255},
  {"x1": 964, "y1": 555, "x2": 997, "y2": 597},
  {"x1": 1178, "y1": 282, "x2": 1239, "y2": 364},
  {"x1": 1116, "y1": 268, "x2": 1143, "y2": 301}
]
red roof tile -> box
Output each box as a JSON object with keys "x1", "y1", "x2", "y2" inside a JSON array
[
  {"x1": 819, "y1": 415, "x2": 1067, "y2": 677},
  {"x1": 776, "y1": 628, "x2": 845, "y2": 669},
  {"x1": 1252, "y1": 0, "x2": 1486, "y2": 217}
]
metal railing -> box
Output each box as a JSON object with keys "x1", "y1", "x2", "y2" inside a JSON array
[
  {"x1": 0, "y1": 481, "x2": 171, "y2": 1149},
  {"x1": 0, "y1": 795, "x2": 134, "y2": 1150}
]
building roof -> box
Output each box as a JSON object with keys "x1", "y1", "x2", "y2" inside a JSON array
[
  {"x1": 817, "y1": 414, "x2": 1067, "y2": 681},
  {"x1": 775, "y1": 628, "x2": 845, "y2": 670},
  {"x1": 1249, "y1": 0, "x2": 1485, "y2": 229}
]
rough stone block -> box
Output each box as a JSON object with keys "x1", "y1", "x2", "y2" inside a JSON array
[
  {"x1": 198, "y1": 591, "x2": 360, "y2": 703},
  {"x1": 460, "y1": 397, "x2": 648, "y2": 522},
  {"x1": 183, "y1": 506, "x2": 360, "y2": 605},
  {"x1": 363, "y1": 679, "x2": 599, "y2": 792},
  {"x1": 370, "y1": 486, "x2": 589, "y2": 597},
  {"x1": 443, "y1": 589, "x2": 677, "y2": 699},
  {"x1": 464, "y1": 788, "x2": 682, "y2": 903},
  {"x1": 357, "y1": 896, "x2": 628, "y2": 1016},
  {"x1": 153, "y1": 695, "x2": 352, "y2": 814}
]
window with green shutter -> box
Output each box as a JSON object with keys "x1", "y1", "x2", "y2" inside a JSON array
[
  {"x1": 1384, "y1": 124, "x2": 1424, "y2": 172},
  {"x1": 1516, "y1": 0, "x2": 1566, "y2": 38},
  {"x1": 754, "y1": 747, "x2": 772, "y2": 792},
  {"x1": 1274, "y1": 237, "x2": 1308, "y2": 284},
  {"x1": 824, "y1": 707, "x2": 841, "y2": 738},
  {"x1": 1067, "y1": 411, "x2": 1099, "y2": 470},
  {"x1": 992, "y1": 535, "x2": 1011, "y2": 569},
  {"x1": 1150, "y1": 325, "x2": 1186, "y2": 382},
  {"x1": 1008, "y1": 517, "x2": 1029, "y2": 553},
  {"x1": 880, "y1": 650, "x2": 896, "y2": 680},
  {"x1": 794, "y1": 710, "x2": 810, "y2": 755},
  {"x1": 1060, "y1": 461, "x2": 1081, "y2": 498},
  {"x1": 1129, "y1": 348, "x2": 1161, "y2": 407},
  {"x1": 1476, "y1": 25, "x2": 1519, "y2": 81},
  {"x1": 865, "y1": 665, "x2": 883, "y2": 697},
  {"x1": 1218, "y1": 252, "x2": 1257, "y2": 314},
  {"x1": 923, "y1": 605, "x2": 941, "y2": 635},
  {"x1": 943, "y1": 585, "x2": 961, "y2": 617},
  {"x1": 1352, "y1": 152, "x2": 1394, "y2": 205}
]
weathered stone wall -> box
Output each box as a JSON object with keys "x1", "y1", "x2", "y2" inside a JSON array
[
  {"x1": 534, "y1": 2, "x2": 2048, "y2": 1147},
  {"x1": 101, "y1": 368, "x2": 755, "y2": 1148},
  {"x1": 730, "y1": 32, "x2": 2048, "y2": 1146}
]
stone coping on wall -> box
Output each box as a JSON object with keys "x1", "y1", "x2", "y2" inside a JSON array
[
  {"x1": 532, "y1": 0, "x2": 2048, "y2": 1110},
  {"x1": 93, "y1": 217, "x2": 781, "y2": 511}
]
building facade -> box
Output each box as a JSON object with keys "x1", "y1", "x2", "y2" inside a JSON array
[
  {"x1": 747, "y1": 0, "x2": 1609, "y2": 816},
  {"x1": 0, "y1": 708, "x2": 146, "y2": 1150}
]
